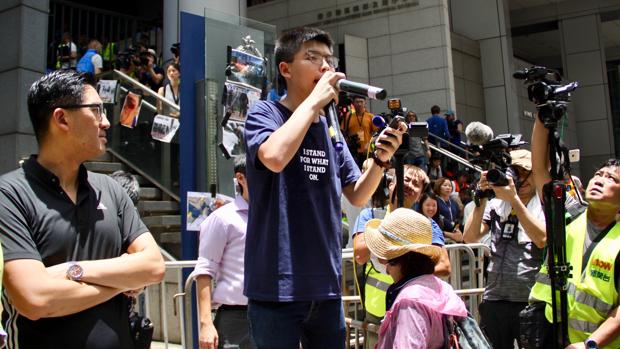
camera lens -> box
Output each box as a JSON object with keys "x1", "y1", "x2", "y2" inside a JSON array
[{"x1": 487, "y1": 169, "x2": 509, "y2": 186}]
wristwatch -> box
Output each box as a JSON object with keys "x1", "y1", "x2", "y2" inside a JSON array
[
  {"x1": 66, "y1": 262, "x2": 84, "y2": 281},
  {"x1": 585, "y1": 338, "x2": 598, "y2": 349}
]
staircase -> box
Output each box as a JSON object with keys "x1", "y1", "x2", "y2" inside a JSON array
[{"x1": 85, "y1": 151, "x2": 182, "y2": 258}]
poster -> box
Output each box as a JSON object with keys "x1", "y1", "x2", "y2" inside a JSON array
[
  {"x1": 97, "y1": 80, "x2": 119, "y2": 104},
  {"x1": 151, "y1": 114, "x2": 180, "y2": 143},
  {"x1": 186, "y1": 191, "x2": 234, "y2": 231},
  {"x1": 228, "y1": 49, "x2": 265, "y2": 90},
  {"x1": 223, "y1": 82, "x2": 261, "y2": 122},
  {"x1": 120, "y1": 92, "x2": 142, "y2": 128},
  {"x1": 220, "y1": 119, "x2": 245, "y2": 159}
]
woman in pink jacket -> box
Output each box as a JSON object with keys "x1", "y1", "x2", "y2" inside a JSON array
[{"x1": 364, "y1": 208, "x2": 467, "y2": 349}]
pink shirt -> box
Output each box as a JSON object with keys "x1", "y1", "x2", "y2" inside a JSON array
[
  {"x1": 190, "y1": 195, "x2": 248, "y2": 307},
  {"x1": 377, "y1": 274, "x2": 467, "y2": 349}
]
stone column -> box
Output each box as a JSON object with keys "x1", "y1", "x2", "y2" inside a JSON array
[
  {"x1": 560, "y1": 14, "x2": 613, "y2": 178},
  {"x1": 451, "y1": 0, "x2": 520, "y2": 133},
  {"x1": 0, "y1": 0, "x2": 48, "y2": 174}
]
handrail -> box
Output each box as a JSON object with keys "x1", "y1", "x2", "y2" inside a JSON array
[
  {"x1": 112, "y1": 69, "x2": 181, "y2": 113},
  {"x1": 106, "y1": 148, "x2": 181, "y2": 202},
  {"x1": 427, "y1": 133, "x2": 473, "y2": 156},
  {"x1": 428, "y1": 142, "x2": 483, "y2": 173}
]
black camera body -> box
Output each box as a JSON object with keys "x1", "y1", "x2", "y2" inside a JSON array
[
  {"x1": 468, "y1": 134, "x2": 517, "y2": 203},
  {"x1": 514, "y1": 66, "x2": 578, "y2": 128}
]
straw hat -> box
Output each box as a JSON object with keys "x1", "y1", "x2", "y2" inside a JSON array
[{"x1": 364, "y1": 208, "x2": 442, "y2": 263}]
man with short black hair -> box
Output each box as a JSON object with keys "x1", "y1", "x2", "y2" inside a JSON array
[
  {"x1": 527, "y1": 116, "x2": 620, "y2": 349},
  {"x1": 192, "y1": 155, "x2": 255, "y2": 349},
  {"x1": 427, "y1": 105, "x2": 450, "y2": 146},
  {"x1": 244, "y1": 26, "x2": 404, "y2": 348},
  {"x1": 0, "y1": 70, "x2": 165, "y2": 349}
]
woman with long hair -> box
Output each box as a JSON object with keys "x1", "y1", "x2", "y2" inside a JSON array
[
  {"x1": 433, "y1": 177, "x2": 463, "y2": 243},
  {"x1": 157, "y1": 62, "x2": 180, "y2": 118}
]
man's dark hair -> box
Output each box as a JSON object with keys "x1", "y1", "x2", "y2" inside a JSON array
[
  {"x1": 27, "y1": 70, "x2": 93, "y2": 142},
  {"x1": 109, "y1": 170, "x2": 140, "y2": 206},
  {"x1": 274, "y1": 27, "x2": 334, "y2": 90},
  {"x1": 388, "y1": 251, "x2": 435, "y2": 278},
  {"x1": 431, "y1": 105, "x2": 441, "y2": 115},
  {"x1": 233, "y1": 155, "x2": 246, "y2": 175},
  {"x1": 596, "y1": 159, "x2": 620, "y2": 172}
]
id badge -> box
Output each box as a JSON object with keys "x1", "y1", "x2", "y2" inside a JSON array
[{"x1": 501, "y1": 216, "x2": 518, "y2": 240}]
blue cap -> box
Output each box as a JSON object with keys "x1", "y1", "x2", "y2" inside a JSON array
[{"x1": 444, "y1": 109, "x2": 455, "y2": 116}]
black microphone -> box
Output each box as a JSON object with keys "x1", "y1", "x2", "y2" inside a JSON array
[
  {"x1": 324, "y1": 101, "x2": 343, "y2": 152},
  {"x1": 336, "y1": 80, "x2": 387, "y2": 100}
]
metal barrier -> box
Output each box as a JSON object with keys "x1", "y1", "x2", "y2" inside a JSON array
[{"x1": 148, "y1": 244, "x2": 489, "y2": 348}]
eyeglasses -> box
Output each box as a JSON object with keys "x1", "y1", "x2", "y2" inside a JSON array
[
  {"x1": 305, "y1": 49, "x2": 339, "y2": 69},
  {"x1": 56, "y1": 103, "x2": 106, "y2": 122}
]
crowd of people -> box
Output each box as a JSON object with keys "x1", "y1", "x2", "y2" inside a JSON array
[
  {"x1": 2, "y1": 25, "x2": 620, "y2": 349},
  {"x1": 52, "y1": 31, "x2": 181, "y2": 98}
]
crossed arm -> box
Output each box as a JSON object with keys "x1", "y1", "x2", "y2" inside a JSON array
[{"x1": 3, "y1": 233, "x2": 165, "y2": 320}]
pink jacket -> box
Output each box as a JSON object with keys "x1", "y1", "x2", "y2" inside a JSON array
[{"x1": 376, "y1": 274, "x2": 468, "y2": 349}]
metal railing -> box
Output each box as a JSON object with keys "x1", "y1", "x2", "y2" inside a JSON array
[
  {"x1": 148, "y1": 243, "x2": 489, "y2": 349},
  {"x1": 97, "y1": 70, "x2": 181, "y2": 198}
]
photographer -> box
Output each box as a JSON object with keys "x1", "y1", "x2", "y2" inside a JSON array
[
  {"x1": 527, "y1": 116, "x2": 620, "y2": 349},
  {"x1": 137, "y1": 49, "x2": 164, "y2": 91},
  {"x1": 340, "y1": 96, "x2": 377, "y2": 168},
  {"x1": 463, "y1": 149, "x2": 546, "y2": 349}
]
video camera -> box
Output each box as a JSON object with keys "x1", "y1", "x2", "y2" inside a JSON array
[{"x1": 513, "y1": 66, "x2": 578, "y2": 127}]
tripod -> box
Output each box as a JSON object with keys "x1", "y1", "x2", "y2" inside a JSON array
[{"x1": 539, "y1": 103, "x2": 572, "y2": 349}]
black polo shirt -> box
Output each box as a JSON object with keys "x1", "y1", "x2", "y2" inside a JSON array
[{"x1": 0, "y1": 155, "x2": 148, "y2": 349}]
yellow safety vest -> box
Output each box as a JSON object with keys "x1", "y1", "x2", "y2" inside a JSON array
[
  {"x1": 102, "y1": 42, "x2": 116, "y2": 62},
  {"x1": 364, "y1": 262, "x2": 393, "y2": 318},
  {"x1": 529, "y1": 211, "x2": 620, "y2": 348}
]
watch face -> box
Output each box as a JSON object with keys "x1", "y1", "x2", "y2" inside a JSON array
[
  {"x1": 67, "y1": 263, "x2": 83, "y2": 281},
  {"x1": 585, "y1": 339, "x2": 598, "y2": 349}
]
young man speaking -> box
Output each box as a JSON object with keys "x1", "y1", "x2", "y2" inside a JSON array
[{"x1": 244, "y1": 27, "x2": 404, "y2": 348}]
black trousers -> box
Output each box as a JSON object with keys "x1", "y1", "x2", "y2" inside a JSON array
[
  {"x1": 214, "y1": 306, "x2": 255, "y2": 349},
  {"x1": 479, "y1": 300, "x2": 528, "y2": 349}
]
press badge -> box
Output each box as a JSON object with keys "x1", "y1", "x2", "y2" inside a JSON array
[{"x1": 502, "y1": 215, "x2": 518, "y2": 240}]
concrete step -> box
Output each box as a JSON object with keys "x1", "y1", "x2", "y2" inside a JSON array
[
  {"x1": 139, "y1": 200, "x2": 179, "y2": 215},
  {"x1": 142, "y1": 215, "x2": 181, "y2": 230},
  {"x1": 140, "y1": 187, "x2": 162, "y2": 200},
  {"x1": 84, "y1": 161, "x2": 123, "y2": 173},
  {"x1": 159, "y1": 232, "x2": 181, "y2": 244}
]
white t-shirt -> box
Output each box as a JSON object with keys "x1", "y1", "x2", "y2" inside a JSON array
[{"x1": 91, "y1": 53, "x2": 103, "y2": 71}]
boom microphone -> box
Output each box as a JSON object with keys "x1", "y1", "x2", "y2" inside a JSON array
[
  {"x1": 465, "y1": 122, "x2": 494, "y2": 146},
  {"x1": 336, "y1": 80, "x2": 387, "y2": 100}
]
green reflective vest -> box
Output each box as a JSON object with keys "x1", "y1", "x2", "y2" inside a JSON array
[
  {"x1": 102, "y1": 42, "x2": 116, "y2": 63},
  {"x1": 529, "y1": 211, "x2": 620, "y2": 348},
  {"x1": 364, "y1": 262, "x2": 393, "y2": 318}
]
